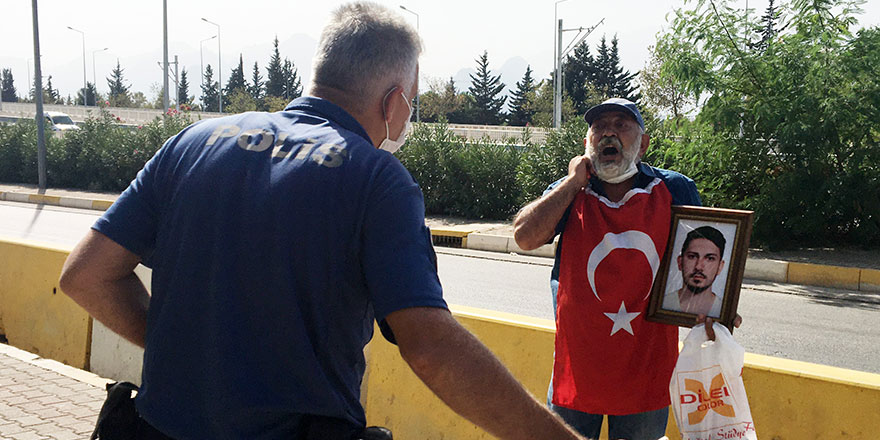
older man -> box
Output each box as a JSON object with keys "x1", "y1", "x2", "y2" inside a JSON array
[
  {"x1": 59, "y1": 3, "x2": 583, "y2": 439},
  {"x1": 514, "y1": 98, "x2": 704, "y2": 440},
  {"x1": 664, "y1": 226, "x2": 727, "y2": 317}
]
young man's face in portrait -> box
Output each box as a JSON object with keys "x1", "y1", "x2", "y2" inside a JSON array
[{"x1": 677, "y1": 238, "x2": 725, "y2": 294}]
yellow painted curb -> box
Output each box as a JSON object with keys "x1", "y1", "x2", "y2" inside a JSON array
[
  {"x1": 27, "y1": 194, "x2": 62, "y2": 205},
  {"x1": 861, "y1": 268, "x2": 880, "y2": 293},
  {"x1": 787, "y1": 262, "x2": 860, "y2": 290},
  {"x1": 91, "y1": 200, "x2": 114, "y2": 210}
]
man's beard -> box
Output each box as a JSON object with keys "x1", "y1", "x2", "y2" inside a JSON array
[
  {"x1": 587, "y1": 135, "x2": 640, "y2": 183},
  {"x1": 684, "y1": 271, "x2": 711, "y2": 294}
]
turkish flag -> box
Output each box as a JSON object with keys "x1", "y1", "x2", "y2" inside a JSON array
[{"x1": 552, "y1": 180, "x2": 679, "y2": 415}]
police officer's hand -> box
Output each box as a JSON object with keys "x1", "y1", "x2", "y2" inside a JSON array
[
  {"x1": 566, "y1": 154, "x2": 592, "y2": 191},
  {"x1": 697, "y1": 314, "x2": 743, "y2": 341}
]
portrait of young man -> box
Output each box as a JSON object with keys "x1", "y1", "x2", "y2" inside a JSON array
[{"x1": 662, "y1": 225, "x2": 728, "y2": 318}]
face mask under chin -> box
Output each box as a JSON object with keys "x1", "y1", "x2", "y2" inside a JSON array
[{"x1": 588, "y1": 136, "x2": 640, "y2": 184}]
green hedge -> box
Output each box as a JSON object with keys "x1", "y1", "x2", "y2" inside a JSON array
[{"x1": 2, "y1": 112, "x2": 877, "y2": 247}]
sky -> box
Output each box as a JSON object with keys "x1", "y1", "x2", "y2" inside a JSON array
[{"x1": 2, "y1": 0, "x2": 879, "y2": 103}]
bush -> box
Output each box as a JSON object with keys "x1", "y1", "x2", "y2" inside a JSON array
[
  {"x1": 398, "y1": 121, "x2": 526, "y2": 220},
  {"x1": 0, "y1": 110, "x2": 192, "y2": 192},
  {"x1": 517, "y1": 118, "x2": 587, "y2": 203}
]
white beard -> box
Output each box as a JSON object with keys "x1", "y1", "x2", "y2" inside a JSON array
[{"x1": 587, "y1": 135, "x2": 640, "y2": 184}]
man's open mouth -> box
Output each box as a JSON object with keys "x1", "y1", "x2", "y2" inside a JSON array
[{"x1": 602, "y1": 146, "x2": 619, "y2": 156}]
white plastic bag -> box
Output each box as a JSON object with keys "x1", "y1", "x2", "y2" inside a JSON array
[{"x1": 669, "y1": 323, "x2": 757, "y2": 440}]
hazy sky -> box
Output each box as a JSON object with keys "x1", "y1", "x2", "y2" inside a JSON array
[{"x1": 2, "y1": 0, "x2": 879, "y2": 102}]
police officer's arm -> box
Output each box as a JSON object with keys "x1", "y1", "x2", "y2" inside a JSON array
[
  {"x1": 513, "y1": 155, "x2": 591, "y2": 250},
  {"x1": 60, "y1": 229, "x2": 149, "y2": 348},
  {"x1": 386, "y1": 307, "x2": 585, "y2": 440}
]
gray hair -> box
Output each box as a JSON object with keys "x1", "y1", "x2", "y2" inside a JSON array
[{"x1": 312, "y1": 2, "x2": 422, "y2": 103}]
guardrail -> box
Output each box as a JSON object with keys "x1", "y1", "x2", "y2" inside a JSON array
[{"x1": 0, "y1": 236, "x2": 877, "y2": 439}]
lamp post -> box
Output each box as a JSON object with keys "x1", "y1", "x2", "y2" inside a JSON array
[
  {"x1": 201, "y1": 17, "x2": 221, "y2": 113},
  {"x1": 91, "y1": 47, "x2": 108, "y2": 105},
  {"x1": 398, "y1": 5, "x2": 420, "y2": 122},
  {"x1": 67, "y1": 26, "x2": 88, "y2": 106},
  {"x1": 200, "y1": 35, "x2": 217, "y2": 88}
]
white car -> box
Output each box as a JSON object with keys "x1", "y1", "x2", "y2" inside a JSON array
[{"x1": 44, "y1": 111, "x2": 80, "y2": 133}]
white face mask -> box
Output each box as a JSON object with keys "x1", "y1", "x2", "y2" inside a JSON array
[
  {"x1": 378, "y1": 89, "x2": 413, "y2": 154},
  {"x1": 587, "y1": 135, "x2": 640, "y2": 184}
]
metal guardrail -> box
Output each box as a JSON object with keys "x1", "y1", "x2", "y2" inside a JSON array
[{"x1": 0, "y1": 103, "x2": 549, "y2": 143}]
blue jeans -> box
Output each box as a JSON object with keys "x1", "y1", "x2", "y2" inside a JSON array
[
  {"x1": 548, "y1": 402, "x2": 668, "y2": 440},
  {"x1": 547, "y1": 382, "x2": 668, "y2": 440}
]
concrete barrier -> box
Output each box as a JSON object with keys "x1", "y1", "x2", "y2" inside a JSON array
[
  {"x1": 0, "y1": 238, "x2": 91, "y2": 369},
  {"x1": 363, "y1": 305, "x2": 880, "y2": 440},
  {"x1": 1, "y1": 238, "x2": 878, "y2": 438}
]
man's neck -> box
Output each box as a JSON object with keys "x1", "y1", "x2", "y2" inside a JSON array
[{"x1": 599, "y1": 175, "x2": 638, "y2": 203}]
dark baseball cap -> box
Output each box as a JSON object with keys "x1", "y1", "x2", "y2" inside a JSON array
[{"x1": 584, "y1": 97, "x2": 645, "y2": 131}]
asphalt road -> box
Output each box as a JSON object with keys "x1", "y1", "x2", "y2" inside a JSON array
[{"x1": 2, "y1": 201, "x2": 878, "y2": 374}]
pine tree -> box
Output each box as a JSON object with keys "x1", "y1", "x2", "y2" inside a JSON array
[
  {"x1": 223, "y1": 54, "x2": 247, "y2": 109},
  {"x1": 591, "y1": 36, "x2": 639, "y2": 103},
  {"x1": 44, "y1": 75, "x2": 60, "y2": 104},
  {"x1": 265, "y1": 36, "x2": 284, "y2": 98},
  {"x1": 563, "y1": 42, "x2": 599, "y2": 115},
  {"x1": 75, "y1": 82, "x2": 98, "y2": 106},
  {"x1": 201, "y1": 64, "x2": 220, "y2": 112},
  {"x1": 753, "y1": 0, "x2": 778, "y2": 52},
  {"x1": 508, "y1": 65, "x2": 538, "y2": 126},
  {"x1": 249, "y1": 61, "x2": 264, "y2": 108},
  {"x1": 1, "y1": 69, "x2": 17, "y2": 102},
  {"x1": 281, "y1": 58, "x2": 302, "y2": 101},
  {"x1": 107, "y1": 60, "x2": 132, "y2": 107},
  {"x1": 178, "y1": 68, "x2": 192, "y2": 107},
  {"x1": 467, "y1": 50, "x2": 507, "y2": 125}
]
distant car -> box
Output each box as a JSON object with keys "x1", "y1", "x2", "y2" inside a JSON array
[{"x1": 44, "y1": 111, "x2": 80, "y2": 134}]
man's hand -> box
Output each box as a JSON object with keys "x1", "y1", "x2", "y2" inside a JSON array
[
  {"x1": 697, "y1": 314, "x2": 743, "y2": 341},
  {"x1": 566, "y1": 154, "x2": 592, "y2": 192},
  {"x1": 513, "y1": 153, "x2": 591, "y2": 251}
]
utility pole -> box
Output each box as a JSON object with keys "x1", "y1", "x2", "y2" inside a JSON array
[
  {"x1": 554, "y1": 18, "x2": 604, "y2": 128},
  {"x1": 32, "y1": 0, "x2": 47, "y2": 191},
  {"x1": 162, "y1": 0, "x2": 169, "y2": 113}
]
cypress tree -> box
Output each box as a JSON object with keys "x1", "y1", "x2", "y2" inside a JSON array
[
  {"x1": 265, "y1": 37, "x2": 284, "y2": 98},
  {"x1": 107, "y1": 60, "x2": 132, "y2": 107},
  {"x1": 201, "y1": 64, "x2": 220, "y2": 112},
  {"x1": 1, "y1": 69, "x2": 17, "y2": 102},
  {"x1": 508, "y1": 65, "x2": 538, "y2": 126}
]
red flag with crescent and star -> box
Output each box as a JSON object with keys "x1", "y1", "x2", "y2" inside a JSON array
[{"x1": 552, "y1": 178, "x2": 679, "y2": 415}]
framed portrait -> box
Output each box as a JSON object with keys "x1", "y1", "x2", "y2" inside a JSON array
[{"x1": 646, "y1": 206, "x2": 753, "y2": 331}]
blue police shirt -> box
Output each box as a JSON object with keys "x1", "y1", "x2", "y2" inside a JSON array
[
  {"x1": 93, "y1": 97, "x2": 447, "y2": 439},
  {"x1": 546, "y1": 163, "x2": 702, "y2": 310}
]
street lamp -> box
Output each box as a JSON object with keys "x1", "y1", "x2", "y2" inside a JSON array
[
  {"x1": 201, "y1": 17, "x2": 221, "y2": 113},
  {"x1": 67, "y1": 26, "x2": 87, "y2": 106},
  {"x1": 200, "y1": 35, "x2": 217, "y2": 88},
  {"x1": 91, "y1": 47, "x2": 108, "y2": 105},
  {"x1": 399, "y1": 5, "x2": 420, "y2": 122}
]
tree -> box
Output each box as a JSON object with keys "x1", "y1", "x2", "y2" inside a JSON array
[
  {"x1": 467, "y1": 50, "x2": 506, "y2": 125},
  {"x1": 650, "y1": 0, "x2": 880, "y2": 247},
  {"x1": 1, "y1": 69, "x2": 17, "y2": 102},
  {"x1": 508, "y1": 66, "x2": 539, "y2": 126},
  {"x1": 224, "y1": 55, "x2": 247, "y2": 109},
  {"x1": 201, "y1": 64, "x2": 220, "y2": 112},
  {"x1": 226, "y1": 88, "x2": 257, "y2": 113},
  {"x1": 281, "y1": 58, "x2": 302, "y2": 101},
  {"x1": 419, "y1": 76, "x2": 468, "y2": 122},
  {"x1": 106, "y1": 60, "x2": 132, "y2": 107},
  {"x1": 75, "y1": 82, "x2": 98, "y2": 106},
  {"x1": 43, "y1": 75, "x2": 61, "y2": 104},
  {"x1": 265, "y1": 36, "x2": 285, "y2": 98},
  {"x1": 593, "y1": 36, "x2": 640, "y2": 103},
  {"x1": 752, "y1": 0, "x2": 780, "y2": 53},
  {"x1": 249, "y1": 62, "x2": 265, "y2": 109},
  {"x1": 563, "y1": 42, "x2": 598, "y2": 115},
  {"x1": 178, "y1": 68, "x2": 192, "y2": 107},
  {"x1": 532, "y1": 79, "x2": 576, "y2": 127}
]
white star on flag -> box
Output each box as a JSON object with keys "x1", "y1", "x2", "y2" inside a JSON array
[{"x1": 604, "y1": 301, "x2": 640, "y2": 336}]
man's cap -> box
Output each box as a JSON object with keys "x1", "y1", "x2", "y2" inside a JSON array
[{"x1": 584, "y1": 97, "x2": 645, "y2": 131}]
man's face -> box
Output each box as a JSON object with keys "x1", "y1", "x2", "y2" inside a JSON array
[
  {"x1": 586, "y1": 111, "x2": 645, "y2": 181},
  {"x1": 677, "y1": 238, "x2": 725, "y2": 294}
]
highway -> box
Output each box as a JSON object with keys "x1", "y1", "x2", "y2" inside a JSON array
[{"x1": 2, "y1": 200, "x2": 878, "y2": 374}]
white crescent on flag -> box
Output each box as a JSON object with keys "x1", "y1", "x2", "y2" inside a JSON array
[{"x1": 587, "y1": 231, "x2": 660, "y2": 302}]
